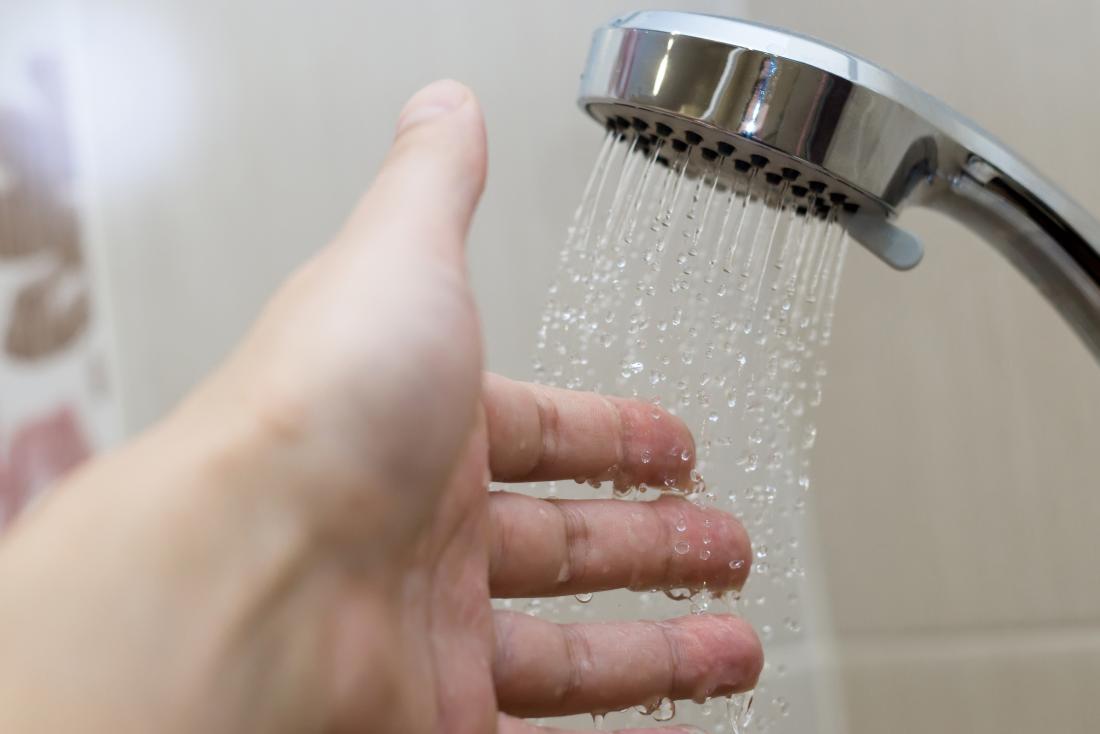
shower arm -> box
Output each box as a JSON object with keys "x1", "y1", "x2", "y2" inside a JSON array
[
  {"x1": 578, "y1": 11, "x2": 1100, "y2": 361},
  {"x1": 922, "y1": 154, "x2": 1100, "y2": 359}
]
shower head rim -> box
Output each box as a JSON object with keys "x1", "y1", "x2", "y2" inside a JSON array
[
  {"x1": 602, "y1": 12, "x2": 1021, "y2": 181},
  {"x1": 581, "y1": 10, "x2": 1095, "y2": 240}
]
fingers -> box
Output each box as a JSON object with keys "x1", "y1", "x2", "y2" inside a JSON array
[
  {"x1": 498, "y1": 714, "x2": 701, "y2": 734},
  {"x1": 337, "y1": 79, "x2": 487, "y2": 268},
  {"x1": 484, "y1": 374, "x2": 695, "y2": 489},
  {"x1": 488, "y1": 493, "x2": 750, "y2": 597},
  {"x1": 493, "y1": 611, "x2": 762, "y2": 718}
]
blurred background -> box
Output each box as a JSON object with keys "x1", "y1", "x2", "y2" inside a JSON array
[{"x1": 1, "y1": 1, "x2": 1099, "y2": 732}]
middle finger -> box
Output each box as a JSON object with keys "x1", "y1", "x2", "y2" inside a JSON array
[{"x1": 488, "y1": 493, "x2": 751, "y2": 598}]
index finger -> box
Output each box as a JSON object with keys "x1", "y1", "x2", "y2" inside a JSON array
[{"x1": 483, "y1": 374, "x2": 695, "y2": 489}]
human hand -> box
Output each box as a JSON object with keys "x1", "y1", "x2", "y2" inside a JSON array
[{"x1": 0, "y1": 80, "x2": 761, "y2": 734}]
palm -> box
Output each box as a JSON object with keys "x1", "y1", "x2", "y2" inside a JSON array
[
  {"x1": 406, "y1": 436, "x2": 498, "y2": 734},
  {"x1": 239, "y1": 177, "x2": 496, "y2": 732}
]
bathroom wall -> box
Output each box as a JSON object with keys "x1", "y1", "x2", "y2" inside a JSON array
[
  {"x1": 13, "y1": 0, "x2": 1100, "y2": 732},
  {"x1": 749, "y1": 1, "x2": 1100, "y2": 732}
]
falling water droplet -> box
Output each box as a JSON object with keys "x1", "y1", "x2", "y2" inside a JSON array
[
  {"x1": 534, "y1": 126, "x2": 852, "y2": 732},
  {"x1": 653, "y1": 697, "x2": 676, "y2": 722}
]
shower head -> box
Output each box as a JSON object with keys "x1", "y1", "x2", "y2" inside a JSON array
[{"x1": 578, "y1": 11, "x2": 1100, "y2": 360}]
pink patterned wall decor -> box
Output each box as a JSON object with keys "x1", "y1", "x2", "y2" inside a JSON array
[{"x1": 1, "y1": 7, "x2": 120, "y2": 530}]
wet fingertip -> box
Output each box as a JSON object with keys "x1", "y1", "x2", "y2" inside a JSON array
[
  {"x1": 733, "y1": 621, "x2": 765, "y2": 690},
  {"x1": 728, "y1": 554, "x2": 750, "y2": 589},
  {"x1": 668, "y1": 413, "x2": 698, "y2": 488},
  {"x1": 664, "y1": 410, "x2": 697, "y2": 457},
  {"x1": 615, "y1": 413, "x2": 693, "y2": 491},
  {"x1": 723, "y1": 516, "x2": 753, "y2": 589}
]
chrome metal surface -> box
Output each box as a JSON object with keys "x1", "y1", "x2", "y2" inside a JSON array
[{"x1": 578, "y1": 11, "x2": 1100, "y2": 359}]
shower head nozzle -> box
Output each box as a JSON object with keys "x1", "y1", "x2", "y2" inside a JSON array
[{"x1": 578, "y1": 11, "x2": 1100, "y2": 359}]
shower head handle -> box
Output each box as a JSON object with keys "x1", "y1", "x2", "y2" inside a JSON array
[{"x1": 578, "y1": 11, "x2": 1100, "y2": 359}]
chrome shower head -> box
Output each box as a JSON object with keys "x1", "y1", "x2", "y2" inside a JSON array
[{"x1": 578, "y1": 11, "x2": 1100, "y2": 359}]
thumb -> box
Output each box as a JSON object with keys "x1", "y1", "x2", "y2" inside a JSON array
[{"x1": 337, "y1": 79, "x2": 488, "y2": 267}]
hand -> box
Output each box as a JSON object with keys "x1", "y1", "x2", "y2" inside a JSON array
[{"x1": 0, "y1": 81, "x2": 761, "y2": 734}]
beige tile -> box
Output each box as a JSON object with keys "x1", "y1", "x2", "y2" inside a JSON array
[
  {"x1": 751, "y1": 0, "x2": 1100, "y2": 634},
  {"x1": 837, "y1": 628, "x2": 1100, "y2": 734},
  {"x1": 810, "y1": 218, "x2": 1100, "y2": 633}
]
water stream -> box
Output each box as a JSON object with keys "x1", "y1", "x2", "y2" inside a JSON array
[{"x1": 518, "y1": 131, "x2": 850, "y2": 733}]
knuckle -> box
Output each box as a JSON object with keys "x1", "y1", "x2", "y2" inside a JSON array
[
  {"x1": 558, "y1": 625, "x2": 594, "y2": 705},
  {"x1": 532, "y1": 390, "x2": 561, "y2": 476},
  {"x1": 554, "y1": 501, "x2": 590, "y2": 588}
]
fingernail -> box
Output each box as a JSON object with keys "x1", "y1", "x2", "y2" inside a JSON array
[{"x1": 396, "y1": 79, "x2": 470, "y2": 134}]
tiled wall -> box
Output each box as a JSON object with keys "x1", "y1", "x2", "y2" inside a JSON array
[{"x1": 751, "y1": 1, "x2": 1100, "y2": 731}]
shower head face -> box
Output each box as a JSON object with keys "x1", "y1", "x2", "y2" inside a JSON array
[
  {"x1": 593, "y1": 103, "x2": 874, "y2": 218},
  {"x1": 578, "y1": 12, "x2": 952, "y2": 217}
]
